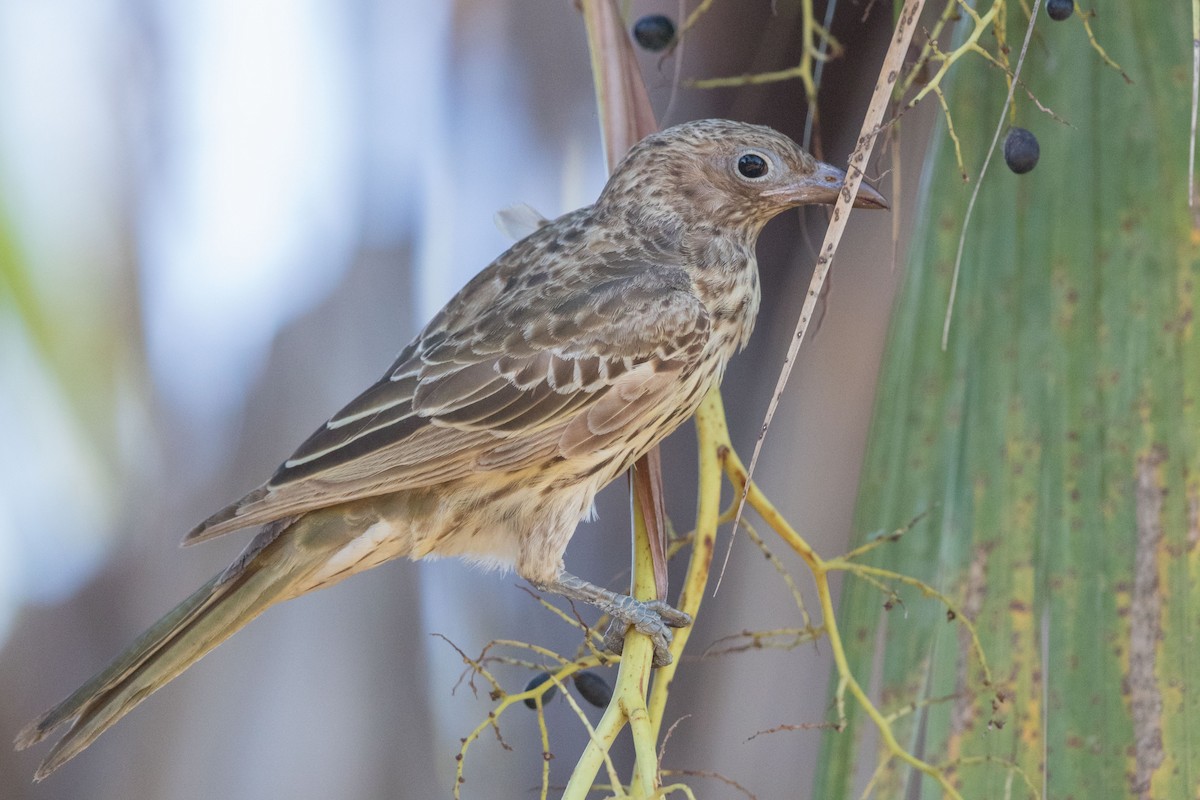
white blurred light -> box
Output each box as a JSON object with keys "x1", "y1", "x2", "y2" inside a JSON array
[
  {"x1": 0, "y1": 1, "x2": 124, "y2": 299},
  {"x1": 0, "y1": 317, "x2": 113, "y2": 611},
  {"x1": 140, "y1": 0, "x2": 357, "y2": 424},
  {"x1": 0, "y1": 2, "x2": 127, "y2": 626}
]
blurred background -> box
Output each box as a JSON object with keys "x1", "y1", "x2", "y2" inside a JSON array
[{"x1": 0, "y1": 1, "x2": 929, "y2": 796}]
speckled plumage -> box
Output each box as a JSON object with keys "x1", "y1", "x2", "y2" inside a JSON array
[{"x1": 17, "y1": 119, "x2": 885, "y2": 779}]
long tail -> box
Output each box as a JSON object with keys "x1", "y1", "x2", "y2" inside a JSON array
[{"x1": 15, "y1": 514, "x2": 342, "y2": 780}]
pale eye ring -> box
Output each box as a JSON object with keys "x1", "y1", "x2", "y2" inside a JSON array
[{"x1": 736, "y1": 152, "x2": 770, "y2": 180}]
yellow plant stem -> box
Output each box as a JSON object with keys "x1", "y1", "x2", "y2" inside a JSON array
[
  {"x1": 688, "y1": 0, "x2": 833, "y2": 117},
  {"x1": 646, "y1": 388, "x2": 726, "y2": 741},
  {"x1": 461, "y1": 383, "x2": 991, "y2": 798},
  {"x1": 719, "y1": 446, "x2": 966, "y2": 800},
  {"x1": 898, "y1": 0, "x2": 964, "y2": 98},
  {"x1": 906, "y1": 0, "x2": 1001, "y2": 110},
  {"x1": 656, "y1": 389, "x2": 980, "y2": 798},
  {"x1": 455, "y1": 656, "x2": 604, "y2": 799},
  {"x1": 564, "y1": 478, "x2": 662, "y2": 798}
]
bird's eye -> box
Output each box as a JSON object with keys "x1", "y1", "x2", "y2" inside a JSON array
[{"x1": 737, "y1": 153, "x2": 769, "y2": 180}]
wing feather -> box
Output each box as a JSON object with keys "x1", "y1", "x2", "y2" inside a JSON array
[{"x1": 185, "y1": 225, "x2": 711, "y2": 545}]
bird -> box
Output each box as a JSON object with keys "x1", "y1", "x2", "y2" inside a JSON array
[{"x1": 15, "y1": 118, "x2": 886, "y2": 780}]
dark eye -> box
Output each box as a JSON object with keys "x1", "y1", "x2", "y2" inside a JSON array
[{"x1": 737, "y1": 153, "x2": 769, "y2": 179}]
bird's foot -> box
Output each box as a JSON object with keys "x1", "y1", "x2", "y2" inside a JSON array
[
  {"x1": 538, "y1": 572, "x2": 691, "y2": 667},
  {"x1": 600, "y1": 597, "x2": 691, "y2": 667}
]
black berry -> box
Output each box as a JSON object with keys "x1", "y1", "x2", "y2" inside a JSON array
[
  {"x1": 633, "y1": 15, "x2": 676, "y2": 52},
  {"x1": 1046, "y1": 0, "x2": 1074, "y2": 21},
  {"x1": 573, "y1": 671, "x2": 614, "y2": 708},
  {"x1": 523, "y1": 672, "x2": 557, "y2": 709},
  {"x1": 1003, "y1": 128, "x2": 1040, "y2": 174}
]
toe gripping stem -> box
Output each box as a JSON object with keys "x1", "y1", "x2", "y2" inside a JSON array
[{"x1": 538, "y1": 572, "x2": 691, "y2": 667}]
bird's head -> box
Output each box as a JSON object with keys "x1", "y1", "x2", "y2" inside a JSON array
[{"x1": 598, "y1": 119, "x2": 887, "y2": 238}]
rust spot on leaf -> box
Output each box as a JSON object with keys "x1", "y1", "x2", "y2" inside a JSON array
[
  {"x1": 1188, "y1": 486, "x2": 1200, "y2": 553},
  {"x1": 1128, "y1": 446, "x2": 1166, "y2": 799},
  {"x1": 949, "y1": 545, "x2": 989, "y2": 746}
]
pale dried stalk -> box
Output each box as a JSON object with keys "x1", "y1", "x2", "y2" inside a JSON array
[{"x1": 721, "y1": 0, "x2": 928, "y2": 590}]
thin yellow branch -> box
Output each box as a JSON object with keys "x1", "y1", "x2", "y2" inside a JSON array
[
  {"x1": 932, "y1": 83, "x2": 969, "y2": 181},
  {"x1": 824, "y1": 561, "x2": 994, "y2": 685},
  {"x1": 898, "y1": 0, "x2": 965, "y2": 98},
  {"x1": 739, "y1": 517, "x2": 814, "y2": 630},
  {"x1": 646, "y1": 388, "x2": 724, "y2": 741},
  {"x1": 840, "y1": 509, "x2": 932, "y2": 561},
  {"x1": 811, "y1": 564, "x2": 966, "y2": 799},
  {"x1": 687, "y1": 0, "x2": 840, "y2": 125},
  {"x1": 905, "y1": 1, "x2": 1001, "y2": 110},
  {"x1": 882, "y1": 693, "x2": 960, "y2": 725},
  {"x1": 534, "y1": 690, "x2": 551, "y2": 800},
  {"x1": 564, "y1": 480, "x2": 661, "y2": 798},
  {"x1": 1077, "y1": 8, "x2": 1132, "y2": 83},
  {"x1": 952, "y1": 755, "x2": 1043, "y2": 799},
  {"x1": 680, "y1": 0, "x2": 716, "y2": 34},
  {"x1": 719, "y1": 438, "x2": 968, "y2": 799}
]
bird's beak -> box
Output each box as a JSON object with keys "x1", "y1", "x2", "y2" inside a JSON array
[{"x1": 768, "y1": 161, "x2": 889, "y2": 210}]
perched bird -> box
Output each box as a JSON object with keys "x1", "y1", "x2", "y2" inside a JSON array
[{"x1": 16, "y1": 119, "x2": 886, "y2": 779}]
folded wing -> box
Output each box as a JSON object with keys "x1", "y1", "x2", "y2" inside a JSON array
[{"x1": 185, "y1": 248, "x2": 710, "y2": 544}]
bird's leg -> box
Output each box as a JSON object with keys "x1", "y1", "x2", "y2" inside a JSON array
[{"x1": 537, "y1": 572, "x2": 691, "y2": 666}]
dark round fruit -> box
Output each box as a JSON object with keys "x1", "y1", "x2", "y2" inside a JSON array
[
  {"x1": 632, "y1": 14, "x2": 676, "y2": 52},
  {"x1": 1003, "y1": 127, "x2": 1040, "y2": 174},
  {"x1": 1046, "y1": 0, "x2": 1074, "y2": 21},
  {"x1": 523, "y1": 672, "x2": 557, "y2": 709},
  {"x1": 572, "y1": 671, "x2": 614, "y2": 708}
]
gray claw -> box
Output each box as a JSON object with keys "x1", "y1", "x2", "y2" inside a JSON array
[
  {"x1": 602, "y1": 600, "x2": 692, "y2": 666},
  {"x1": 645, "y1": 599, "x2": 692, "y2": 629},
  {"x1": 537, "y1": 572, "x2": 692, "y2": 667}
]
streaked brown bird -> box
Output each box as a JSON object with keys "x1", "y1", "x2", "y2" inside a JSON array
[{"x1": 16, "y1": 119, "x2": 886, "y2": 779}]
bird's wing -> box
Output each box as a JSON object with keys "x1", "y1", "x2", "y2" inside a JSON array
[{"x1": 185, "y1": 245, "x2": 711, "y2": 544}]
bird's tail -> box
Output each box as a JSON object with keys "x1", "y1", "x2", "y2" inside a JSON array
[{"x1": 15, "y1": 514, "x2": 341, "y2": 780}]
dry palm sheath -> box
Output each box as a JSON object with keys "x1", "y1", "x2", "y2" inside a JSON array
[{"x1": 17, "y1": 119, "x2": 886, "y2": 779}]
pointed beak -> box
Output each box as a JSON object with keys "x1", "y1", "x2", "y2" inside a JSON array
[{"x1": 768, "y1": 161, "x2": 889, "y2": 210}]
